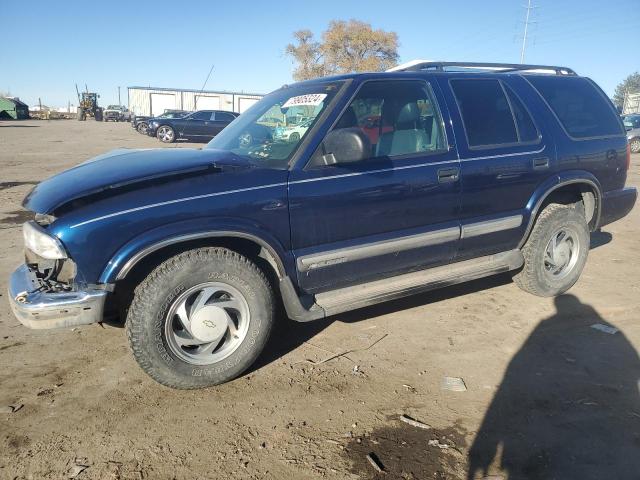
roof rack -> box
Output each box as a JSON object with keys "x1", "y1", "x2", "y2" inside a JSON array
[{"x1": 388, "y1": 61, "x2": 577, "y2": 76}]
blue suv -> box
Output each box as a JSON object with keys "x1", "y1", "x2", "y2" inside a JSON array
[{"x1": 9, "y1": 62, "x2": 636, "y2": 389}]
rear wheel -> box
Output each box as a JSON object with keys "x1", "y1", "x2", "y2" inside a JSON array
[
  {"x1": 157, "y1": 125, "x2": 175, "y2": 143},
  {"x1": 514, "y1": 203, "x2": 589, "y2": 297},
  {"x1": 630, "y1": 137, "x2": 640, "y2": 154},
  {"x1": 126, "y1": 247, "x2": 275, "y2": 389}
]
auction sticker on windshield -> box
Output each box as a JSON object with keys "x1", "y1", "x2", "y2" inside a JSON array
[{"x1": 282, "y1": 93, "x2": 327, "y2": 108}]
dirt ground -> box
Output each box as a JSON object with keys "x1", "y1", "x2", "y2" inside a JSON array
[{"x1": 0, "y1": 119, "x2": 638, "y2": 480}]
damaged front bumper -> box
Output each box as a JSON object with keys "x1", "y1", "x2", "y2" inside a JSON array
[{"x1": 8, "y1": 264, "x2": 108, "y2": 329}]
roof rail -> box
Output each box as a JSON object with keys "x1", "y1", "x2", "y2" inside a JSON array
[{"x1": 388, "y1": 61, "x2": 577, "y2": 76}]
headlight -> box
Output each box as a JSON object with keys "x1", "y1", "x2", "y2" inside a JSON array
[{"x1": 23, "y1": 221, "x2": 67, "y2": 260}]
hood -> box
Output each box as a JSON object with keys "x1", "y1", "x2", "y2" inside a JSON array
[{"x1": 23, "y1": 148, "x2": 247, "y2": 214}]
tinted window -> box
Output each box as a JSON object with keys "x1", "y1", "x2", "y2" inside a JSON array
[
  {"x1": 528, "y1": 76, "x2": 623, "y2": 138},
  {"x1": 504, "y1": 85, "x2": 539, "y2": 142},
  {"x1": 329, "y1": 80, "x2": 445, "y2": 161},
  {"x1": 451, "y1": 79, "x2": 518, "y2": 147},
  {"x1": 215, "y1": 112, "x2": 236, "y2": 122},
  {"x1": 191, "y1": 111, "x2": 212, "y2": 121}
]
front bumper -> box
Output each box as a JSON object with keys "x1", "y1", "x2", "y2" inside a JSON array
[
  {"x1": 600, "y1": 187, "x2": 637, "y2": 227},
  {"x1": 8, "y1": 264, "x2": 108, "y2": 329}
]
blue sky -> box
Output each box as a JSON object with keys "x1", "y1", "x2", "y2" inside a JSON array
[{"x1": 2, "y1": 0, "x2": 638, "y2": 107}]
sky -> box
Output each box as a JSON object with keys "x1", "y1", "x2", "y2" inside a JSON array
[{"x1": 2, "y1": 0, "x2": 638, "y2": 108}]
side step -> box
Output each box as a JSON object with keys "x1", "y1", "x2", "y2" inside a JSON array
[{"x1": 314, "y1": 250, "x2": 523, "y2": 317}]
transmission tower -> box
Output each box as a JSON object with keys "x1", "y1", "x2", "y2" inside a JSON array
[{"x1": 520, "y1": 0, "x2": 537, "y2": 63}]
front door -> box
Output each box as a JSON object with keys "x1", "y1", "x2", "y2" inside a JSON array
[{"x1": 288, "y1": 79, "x2": 462, "y2": 294}]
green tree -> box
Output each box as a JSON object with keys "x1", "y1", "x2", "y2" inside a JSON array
[
  {"x1": 286, "y1": 20, "x2": 399, "y2": 81},
  {"x1": 613, "y1": 72, "x2": 640, "y2": 110}
]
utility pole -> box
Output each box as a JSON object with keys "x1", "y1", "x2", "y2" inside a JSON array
[
  {"x1": 520, "y1": 0, "x2": 535, "y2": 63},
  {"x1": 118, "y1": 86, "x2": 121, "y2": 105}
]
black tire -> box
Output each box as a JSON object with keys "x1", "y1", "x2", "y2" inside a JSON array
[
  {"x1": 289, "y1": 132, "x2": 300, "y2": 143},
  {"x1": 157, "y1": 125, "x2": 175, "y2": 143},
  {"x1": 137, "y1": 122, "x2": 148, "y2": 134},
  {"x1": 514, "y1": 203, "x2": 589, "y2": 297},
  {"x1": 630, "y1": 137, "x2": 640, "y2": 154},
  {"x1": 126, "y1": 247, "x2": 275, "y2": 389}
]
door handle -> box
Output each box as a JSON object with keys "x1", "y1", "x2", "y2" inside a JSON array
[
  {"x1": 533, "y1": 157, "x2": 550, "y2": 169},
  {"x1": 437, "y1": 167, "x2": 459, "y2": 183}
]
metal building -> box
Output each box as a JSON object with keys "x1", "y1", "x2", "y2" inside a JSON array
[
  {"x1": 0, "y1": 97, "x2": 29, "y2": 119},
  {"x1": 623, "y1": 92, "x2": 640, "y2": 115},
  {"x1": 127, "y1": 86, "x2": 263, "y2": 117}
]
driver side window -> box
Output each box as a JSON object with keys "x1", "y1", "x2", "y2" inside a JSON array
[{"x1": 314, "y1": 80, "x2": 446, "y2": 166}]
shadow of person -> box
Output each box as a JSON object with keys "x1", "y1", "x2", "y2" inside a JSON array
[{"x1": 468, "y1": 294, "x2": 640, "y2": 480}]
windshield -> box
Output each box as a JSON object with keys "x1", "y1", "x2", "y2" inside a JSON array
[{"x1": 206, "y1": 81, "x2": 344, "y2": 168}]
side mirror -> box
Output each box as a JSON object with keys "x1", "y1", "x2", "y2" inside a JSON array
[{"x1": 321, "y1": 128, "x2": 371, "y2": 165}]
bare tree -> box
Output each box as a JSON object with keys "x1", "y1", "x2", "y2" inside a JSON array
[
  {"x1": 286, "y1": 20, "x2": 399, "y2": 81},
  {"x1": 285, "y1": 30, "x2": 328, "y2": 82}
]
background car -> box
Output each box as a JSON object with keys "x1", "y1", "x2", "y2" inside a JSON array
[
  {"x1": 147, "y1": 110, "x2": 239, "y2": 143},
  {"x1": 132, "y1": 109, "x2": 189, "y2": 134},
  {"x1": 103, "y1": 105, "x2": 131, "y2": 122},
  {"x1": 273, "y1": 118, "x2": 313, "y2": 143}
]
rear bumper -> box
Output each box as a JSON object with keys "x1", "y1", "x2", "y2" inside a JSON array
[
  {"x1": 8, "y1": 264, "x2": 107, "y2": 330},
  {"x1": 600, "y1": 187, "x2": 637, "y2": 227}
]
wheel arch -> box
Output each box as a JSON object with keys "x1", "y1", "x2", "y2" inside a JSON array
[
  {"x1": 519, "y1": 172, "x2": 602, "y2": 249},
  {"x1": 100, "y1": 230, "x2": 288, "y2": 286}
]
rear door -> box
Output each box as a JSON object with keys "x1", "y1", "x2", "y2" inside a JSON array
[
  {"x1": 207, "y1": 111, "x2": 236, "y2": 137},
  {"x1": 288, "y1": 78, "x2": 462, "y2": 294},
  {"x1": 183, "y1": 111, "x2": 213, "y2": 137},
  {"x1": 439, "y1": 75, "x2": 554, "y2": 260}
]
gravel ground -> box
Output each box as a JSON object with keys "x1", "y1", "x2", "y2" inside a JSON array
[{"x1": 0, "y1": 119, "x2": 639, "y2": 479}]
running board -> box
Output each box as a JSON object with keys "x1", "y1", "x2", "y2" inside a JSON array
[{"x1": 313, "y1": 250, "x2": 524, "y2": 317}]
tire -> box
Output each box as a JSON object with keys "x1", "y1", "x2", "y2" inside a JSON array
[
  {"x1": 137, "y1": 122, "x2": 148, "y2": 134},
  {"x1": 514, "y1": 203, "x2": 589, "y2": 297},
  {"x1": 288, "y1": 132, "x2": 300, "y2": 143},
  {"x1": 630, "y1": 137, "x2": 640, "y2": 154},
  {"x1": 157, "y1": 125, "x2": 175, "y2": 143},
  {"x1": 126, "y1": 247, "x2": 275, "y2": 389}
]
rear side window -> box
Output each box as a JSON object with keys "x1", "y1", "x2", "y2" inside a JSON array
[
  {"x1": 528, "y1": 76, "x2": 623, "y2": 139},
  {"x1": 504, "y1": 85, "x2": 539, "y2": 143},
  {"x1": 215, "y1": 112, "x2": 236, "y2": 122},
  {"x1": 451, "y1": 79, "x2": 518, "y2": 147},
  {"x1": 191, "y1": 111, "x2": 212, "y2": 121}
]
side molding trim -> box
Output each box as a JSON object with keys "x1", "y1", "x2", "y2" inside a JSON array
[
  {"x1": 297, "y1": 226, "x2": 460, "y2": 272},
  {"x1": 461, "y1": 215, "x2": 523, "y2": 239}
]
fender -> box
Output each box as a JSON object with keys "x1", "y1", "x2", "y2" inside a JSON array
[
  {"x1": 98, "y1": 217, "x2": 291, "y2": 284},
  {"x1": 518, "y1": 170, "x2": 602, "y2": 248}
]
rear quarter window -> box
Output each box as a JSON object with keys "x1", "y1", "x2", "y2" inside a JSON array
[{"x1": 527, "y1": 76, "x2": 623, "y2": 139}]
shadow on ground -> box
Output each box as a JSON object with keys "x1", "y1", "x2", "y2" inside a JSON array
[
  {"x1": 467, "y1": 294, "x2": 640, "y2": 479},
  {"x1": 334, "y1": 294, "x2": 640, "y2": 479}
]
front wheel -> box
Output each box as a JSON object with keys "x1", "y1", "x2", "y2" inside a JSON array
[
  {"x1": 126, "y1": 247, "x2": 275, "y2": 389},
  {"x1": 137, "y1": 122, "x2": 148, "y2": 134},
  {"x1": 630, "y1": 137, "x2": 640, "y2": 154},
  {"x1": 514, "y1": 203, "x2": 589, "y2": 297},
  {"x1": 157, "y1": 125, "x2": 175, "y2": 143}
]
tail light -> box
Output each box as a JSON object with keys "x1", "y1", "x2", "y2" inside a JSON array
[{"x1": 626, "y1": 143, "x2": 631, "y2": 171}]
